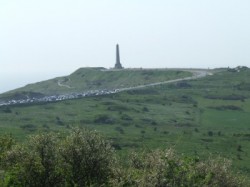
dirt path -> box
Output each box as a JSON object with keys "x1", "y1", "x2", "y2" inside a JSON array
[{"x1": 57, "y1": 79, "x2": 72, "y2": 88}]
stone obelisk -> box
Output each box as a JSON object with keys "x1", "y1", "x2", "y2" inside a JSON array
[{"x1": 114, "y1": 44, "x2": 123, "y2": 69}]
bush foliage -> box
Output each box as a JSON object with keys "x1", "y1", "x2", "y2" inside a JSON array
[
  {"x1": 1, "y1": 129, "x2": 116, "y2": 187},
  {"x1": 0, "y1": 129, "x2": 248, "y2": 187},
  {"x1": 111, "y1": 149, "x2": 247, "y2": 187}
]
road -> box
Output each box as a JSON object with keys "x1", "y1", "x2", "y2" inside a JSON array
[{"x1": 116, "y1": 69, "x2": 210, "y2": 92}]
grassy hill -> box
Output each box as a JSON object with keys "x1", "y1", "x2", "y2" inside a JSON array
[
  {"x1": 0, "y1": 68, "x2": 191, "y2": 101},
  {"x1": 0, "y1": 66, "x2": 250, "y2": 176}
]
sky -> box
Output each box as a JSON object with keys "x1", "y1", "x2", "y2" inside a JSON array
[{"x1": 0, "y1": 0, "x2": 250, "y2": 93}]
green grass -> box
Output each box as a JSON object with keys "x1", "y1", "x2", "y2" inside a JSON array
[{"x1": 0, "y1": 67, "x2": 250, "y2": 175}]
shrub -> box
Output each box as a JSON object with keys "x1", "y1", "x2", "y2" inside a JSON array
[
  {"x1": 2, "y1": 133, "x2": 62, "y2": 187},
  {"x1": 237, "y1": 145, "x2": 243, "y2": 152},
  {"x1": 236, "y1": 81, "x2": 250, "y2": 91},
  {"x1": 20, "y1": 124, "x2": 37, "y2": 132},
  {"x1": 141, "y1": 130, "x2": 146, "y2": 134},
  {"x1": 1, "y1": 107, "x2": 12, "y2": 113},
  {"x1": 0, "y1": 134, "x2": 15, "y2": 167},
  {"x1": 59, "y1": 128, "x2": 116, "y2": 186},
  {"x1": 94, "y1": 114, "x2": 115, "y2": 124},
  {"x1": 194, "y1": 128, "x2": 199, "y2": 133},
  {"x1": 142, "y1": 106, "x2": 149, "y2": 112},
  {"x1": 218, "y1": 131, "x2": 222, "y2": 136},
  {"x1": 121, "y1": 114, "x2": 133, "y2": 121},
  {"x1": 175, "y1": 81, "x2": 192, "y2": 88},
  {"x1": 115, "y1": 126, "x2": 125, "y2": 134},
  {"x1": 208, "y1": 131, "x2": 214, "y2": 136}
]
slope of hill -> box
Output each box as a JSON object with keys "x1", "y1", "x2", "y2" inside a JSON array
[{"x1": 0, "y1": 68, "x2": 192, "y2": 102}]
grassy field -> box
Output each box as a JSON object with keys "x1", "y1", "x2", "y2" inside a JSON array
[{"x1": 0, "y1": 67, "x2": 250, "y2": 175}]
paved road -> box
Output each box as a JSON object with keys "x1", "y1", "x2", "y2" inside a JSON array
[{"x1": 116, "y1": 69, "x2": 210, "y2": 92}]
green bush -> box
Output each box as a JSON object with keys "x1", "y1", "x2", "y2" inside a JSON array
[
  {"x1": 59, "y1": 128, "x2": 116, "y2": 186},
  {"x1": 2, "y1": 133, "x2": 62, "y2": 187},
  {"x1": 0, "y1": 134, "x2": 15, "y2": 186},
  {"x1": 94, "y1": 114, "x2": 115, "y2": 124},
  {"x1": 20, "y1": 124, "x2": 37, "y2": 132},
  {"x1": 0, "y1": 134, "x2": 15, "y2": 167}
]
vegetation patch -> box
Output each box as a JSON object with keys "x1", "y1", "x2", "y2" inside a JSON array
[
  {"x1": 201, "y1": 138, "x2": 214, "y2": 142},
  {"x1": 208, "y1": 105, "x2": 243, "y2": 111},
  {"x1": 94, "y1": 114, "x2": 115, "y2": 124},
  {"x1": 233, "y1": 133, "x2": 250, "y2": 138},
  {"x1": 141, "y1": 118, "x2": 157, "y2": 125},
  {"x1": 236, "y1": 82, "x2": 250, "y2": 91},
  {"x1": 20, "y1": 124, "x2": 37, "y2": 132},
  {"x1": 107, "y1": 104, "x2": 129, "y2": 112},
  {"x1": 169, "y1": 95, "x2": 196, "y2": 104},
  {"x1": 114, "y1": 126, "x2": 125, "y2": 134},
  {"x1": 56, "y1": 116, "x2": 64, "y2": 126},
  {"x1": 20, "y1": 117, "x2": 32, "y2": 122},
  {"x1": 127, "y1": 89, "x2": 159, "y2": 95},
  {"x1": 0, "y1": 107, "x2": 12, "y2": 113},
  {"x1": 175, "y1": 122, "x2": 193, "y2": 127},
  {"x1": 175, "y1": 81, "x2": 192, "y2": 88},
  {"x1": 205, "y1": 94, "x2": 246, "y2": 101},
  {"x1": 120, "y1": 114, "x2": 133, "y2": 121}
]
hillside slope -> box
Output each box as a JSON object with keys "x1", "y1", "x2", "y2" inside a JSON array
[{"x1": 0, "y1": 68, "x2": 192, "y2": 101}]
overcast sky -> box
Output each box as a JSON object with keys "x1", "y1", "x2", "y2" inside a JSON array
[{"x1": 0, "y1": 0, "x2": 250, "y2": 93}]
